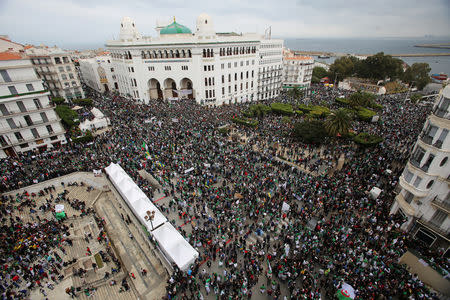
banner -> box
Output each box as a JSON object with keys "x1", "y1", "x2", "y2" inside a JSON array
[{"x1": 184, "y1": 167, "x2": 194, "y2": 174}]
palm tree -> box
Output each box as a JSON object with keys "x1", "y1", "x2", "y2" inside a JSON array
[{"x1": 324, "y1": 109, "x2": 352, "y2": 136}]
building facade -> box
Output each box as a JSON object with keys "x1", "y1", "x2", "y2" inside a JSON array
[
  {"x1": 282, "y1": 49, "x2": 313, "y2": 89},
  {"x1": 0, "y1": 51, "x2": 67, "y2": 158},
  {"x1": 26, "y1": 46, "x2": 85, "y2": 101},
  {"x1": 106, "y1": 14, "x2": 283, "y2": 105},
  {"x1": 390, "y1": 85, "x2": 450, "y2": 252},
  {"x1": 79, "y1": 56, "x2": 118, "y2": 94}
]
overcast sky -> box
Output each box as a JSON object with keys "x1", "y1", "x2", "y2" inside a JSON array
[{"x1": 1, "y1": 0, "x2": 449, "y2": 49}]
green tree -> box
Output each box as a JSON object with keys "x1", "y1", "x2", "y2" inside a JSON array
[
  {"x1": 328, "y1": 56, "x2": 359, "y2": 83},
  {"x1": 324, "y1": 109, "x2": 352, "y2": 136},
  {"x1": 288, "y1": 87, "x2": 303, "y2": 100},
  {"x1": 312, "y1": 66, "x2": 328, "y2": 83},
  {"x1": 357, "y1": 52, "x2": 403, "y2": 80},
  {"x1": 349, "y1": 91, "x2": 375, "y2": 107},
  {"x1": 403, "y1": 63, "x2": 432, "y2": 90},
  {"x1": 292, "y1": 120, "x2": 328, "y2": 144},
  {"x1": 410, "y1": 93, "x2": 422, "y2": 103}
]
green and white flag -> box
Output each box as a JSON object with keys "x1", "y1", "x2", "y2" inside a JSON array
[{"x1": 336, "y1": 283, "x2": 355, "y2": 300}]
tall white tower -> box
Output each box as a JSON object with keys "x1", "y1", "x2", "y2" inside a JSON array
[
  {"x1": 195, "y1": 13, "x2": 216, "y2": 38},
  {"x1": 119, "y1": 17, "x2": 142, "y2": 41}
]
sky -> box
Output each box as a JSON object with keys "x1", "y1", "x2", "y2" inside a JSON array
[{"x1": 1, "y1": 0, "x2": 449, "y2": 49}]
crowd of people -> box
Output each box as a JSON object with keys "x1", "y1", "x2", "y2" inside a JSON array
[{"x1": 0, "y1": 84, "x2": 444, "y2": 299}]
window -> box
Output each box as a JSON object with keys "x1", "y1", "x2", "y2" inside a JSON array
[
  {"x1": 234, "y1": 62, "x2": 237, "y2": 67},
  {"x1": 62, "y1": 57, "x2": 69, "y2": 63},
  {"x1": 410, "y1": 147, "x2": 426, "y2": 167},
  {"x1": 222, "y1": 75, "x2": 224, "y2": 84},
  {"x1": 58, "y1": 66, "x2": 64, "y2": 72},
  {"x1": 204, "y1": 66, "x2": 207, "y2": 71},
  {"x1": 61, "y1": 74, "x2": 67, "y2": 80},
  {"x1": 440, "y1": 157, "x2": 448, "y2": 167},
  {"x1": 240, "y1": 72, "x2": 243, "y2": 80},
  {"x1": 205, "y1": 78, "x2": 208, "y2": 86},
  {"x1": 164, "y1": 66, "x2": 171, "y2": 71},
  {"x1": 64, "y1": 82, "x2": 69, "y2": 87},
  {"x1": 421, "y1": 154, "x2": 435, "y2": 172},
  {"x1": 24, "y1": 115, "x2": 33, "y2": 126},
  {"x1": 430, "y1": 209, "x2": 447, "y2": 227},
  {"x1": 252, "y1": 70, "x2": 254, "y2": 78},
  {"x1": 0, "y1": 104, "x2": 9, "y2": 116},
  {"x1": 8, "y1": 86, "x2": 18, "y2": 95},
  {"x1": 46, "y1": 125, "x2": 54, "y2": 134},
  {"x1": 69, "y1": 73, "x2": 74, "y2": 79},
  {"x1": 434, "y1": 129, "x2": 448, "y2": 148},
  {"x1": 221, "y1": 64, "x2": 224, "y2": 69},
  {"x1": 71, "y1": 81, "x2": 77, "y2": 86},
  {"x1": 14, "y1": 132, "x2": 23, "y2": 141},
  {"x1": 7, "y1": 118, "x2": 17, "y2": 129},
  {"x1": 0, "y1": 135, "x2": 7, "y2": 147},
  {"x1": 240, "y1": 61, "x2": 243, "y2": 67},
  {"x1": 222, "y1": 87, "x2": 225, "y2": 94},
  {"x1": 148, "y1": 66, "x2": 154, "y2": 71},
  {"x1": 228, "y1": 74, "x2": 231, "y2": 82},
  {"x1": 20, "y1": 143, "x2": 29, "y2": 148},
  {"x1": 234, "y1": 73, "x2": 237, "y2": 81},
  {"x1": 54, "y1": 57, "x2": 61, "y2": 64},
  {"x1": 228, "y1": 86, "x2": 231, "y2": 93},
  {"x1": 50, "y1": 136, "x2": 58, "y2": 141},
  {"x1": 426, "y1": 180, "x2": 434, "y2": 189},
  {"x1": 234, "y1": 84, "x2": 237, "y2": 92},
  {"x1": 17, "y1": 101, "x2": 27, "y2": 112},
  {"x1": 40, "y1": 112, "x2": 48, "y2": 123},
  {"x1": 66, "y1": 66, "x2": 71, "y2": 71},
  {"x1": 228, "y1": 63, "x2": 231, "y2": 68},
  {"x1": 131, "y1": 67, "x2": 134, "y2": 72},
  {"x1": 403, "y1": 169, "x2": 414, "y2": 183},
  {"x1": 412, "y1": 176, "x2": 422, "y2": 188},
  {"x1": 0, "y1": 70, "x2": 11, "y2": 82}
]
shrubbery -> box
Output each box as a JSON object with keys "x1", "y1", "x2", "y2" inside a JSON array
[
  {"x1": 335, "y1": 98, "x2": 350, "y2": 106},
  {"x1": 218, "y1": 127, "x2": 230, "y2": 135},
  {"x1": 270, "y1": 103, "x2": 294, "y2": 115},
  {"x1": 292, "y1": 120, "x2": 328, "y2": 144},
  {"x1": 243, "y1": 104, "x2": 271, "y2": 118},
  {"x1": 51, "y1": 97, "x2": 65, "y2": 105},
  {"x1": 355, "y1": 106, "x2": 377, "y2": 122},
  {"x1": 72, "y1": 130, "x2": 93, "y2": 143},
  {"x1": 297, "y1": 104, "x2": 330, "y2": 118},
  {"x1": 353, "y1": 132, "x2": 383, "y2": 146},
  {"x1": 231, "y1": 117, "x2": 258, "y2": 127},
  {"x1": 55, "y1": 105, "x2": 79, "y2": 127},
  {"x1": 72, "y1": 98, "x2": 93, "y2": 106}
]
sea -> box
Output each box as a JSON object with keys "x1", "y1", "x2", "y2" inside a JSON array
[{"x1": 283, "y1": 37, "x2": 450, "y2": 75}]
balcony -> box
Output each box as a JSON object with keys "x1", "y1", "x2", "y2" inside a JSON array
[
  {"x1": 416, "y1": 217, "x2": 450, "y2": 240},
  {"x1": 399, "y1": 174, "x2": 429, "y2": 198},
  {"x1": 395, "y1": 193, "x2": 415, "y2": 216},
  {"x1": 431, "y1": 197, "x2": 450, "y2": 214},
  {"x1": 433, "y1": 108, "x2": 450, "y2": 120}
]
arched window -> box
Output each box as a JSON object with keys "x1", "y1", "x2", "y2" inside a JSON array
[
  {"x1": 175, "y1": 50, "x2": 180, "y2": 58},
  {"x1": 141, "y1": 51, "x2": 145, "y2": 59},
  {"x1": 169, "y1": 50, "x2": 174, "y2": 58},
  {"x1": 164, "y1": 50, "x2": 168, "y2": 58},
  {"x1": 440, "y1": 157, "x2": 448, "y2": 167},
  {"x1": 188, "y1": 50, "x2": 192, "y2": 58},
  {"x1": 426, "y1": 180, "x2": 434, "y2": 189},
  {"x1": 158, "y1": 50, "x2": 162, "y2": 58},
  {"x1": 203, "y1": 49, "x2": 207, "y2": 58}
]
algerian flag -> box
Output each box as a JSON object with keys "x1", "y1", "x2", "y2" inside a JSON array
[{"x1": 336, "y1": 283, "x2": 355, "y2": 299}]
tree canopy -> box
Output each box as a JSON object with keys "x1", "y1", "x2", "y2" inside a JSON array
[
  {"x1": 292, "y1": 120, "x2": 328, "y2": 144},
  {"x1": 312, "y1": 66, "x2": 328, "y2": 84},
  {"x1": 403, "y1": 63, "x2": 432, "y2": 90}
]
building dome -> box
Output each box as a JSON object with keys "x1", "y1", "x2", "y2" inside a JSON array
[{"x1": 160, "y1": 20, "x2": 192, "y2": 35}]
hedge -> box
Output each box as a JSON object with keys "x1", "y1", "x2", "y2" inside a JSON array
[
  {"x1": 369, "y1": 102, "x2": 383, "y2": 110},
  {"x1": 72, "y1": 98, "x2": 93, "y2": 106},
  {"x1": 231, "y1": 117, "x2": 258, "y2": 127},
  {"x1": 335, "y1": 98, "x2": 350, "y2": 105},
  {"x1": 55, "y1": 105, "x2": 79, "y2": 127},
  {"x1": 297, "y1": 104, "x2": 314, "y2": 113},
  {"x1": 353, "y1": 132, "x2": 383, "y2": 146},
  {"x1": 298, "y1": 105, "x2": 330, "y2": 118},
  {"x1": 72, "y1": 130, "x2": 93, "y2": 143},
  {"x1": 52, "y1": 97, "x2": 66, "y2": 105},
  {"x1": 270, "y1": 103, "x2": 294, "y2": 115},
  {"x1": 355, "y1": 107, "x2": 377, "y2": 122},
  {"x1": 218, "y1": 127, "x2": 230, "y2": 135}
]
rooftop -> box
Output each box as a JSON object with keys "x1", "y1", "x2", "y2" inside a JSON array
[{"x1": 0, "y1": 51, "x2": 25, "y2": 61}]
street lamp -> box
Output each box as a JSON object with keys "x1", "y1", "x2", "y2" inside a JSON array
[{"x1": 145, "y1": 210, "x2": 155, "y2": 231}]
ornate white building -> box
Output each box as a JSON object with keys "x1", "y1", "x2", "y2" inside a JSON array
[
  {"x1": 26, "y1": 46, "x2": 85, "y2": 101},
  {"x1": 106, "y1": 14, "x2": 283, "y2": 105},
  {"x1": 0, "y1": 50, "x2": 66, "y2": 158},
  {"x1": 282, "y1": 49, "x2": 313, "y2": 89},
  {"x1": 79, "y1": 56, "x2": 118, "y2": 94},
  {"x1": 390, "y1": 85, "x2": 450, "y2": 252}
]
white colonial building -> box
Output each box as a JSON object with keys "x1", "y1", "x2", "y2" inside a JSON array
[
  {"x1": 26, "y1": 46, "x2": 85, "y2": 101},
  {"x1": 282, "y1": 49, "x2": 313, "y2": 89},
  {"x1": 0, "y1": 50, "x2": 66, "y2": 158},
  {"x1": 106, "y1": 14, "x2": 283, "y2": 105},
  {"x1": 390, "y1": 85, "x2": 450, "y2": 252},
  {"x1": 79, "y1": 56, "x2": 118, "y2": 94}
]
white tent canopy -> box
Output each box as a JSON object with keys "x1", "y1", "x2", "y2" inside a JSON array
[
  {"x1": 105, "y1": 163, "x2": 167, "y2": 228},
  {"x1": 151, "y1": 222, "x2": 199, "y2": 271},
  {"x1": 105, "y1": 163, "x2": 198, "y2": 271}
]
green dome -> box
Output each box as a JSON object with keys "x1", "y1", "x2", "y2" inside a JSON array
[{"x1": 160, "y1": 21, "x2": 192, "y2": 34}]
